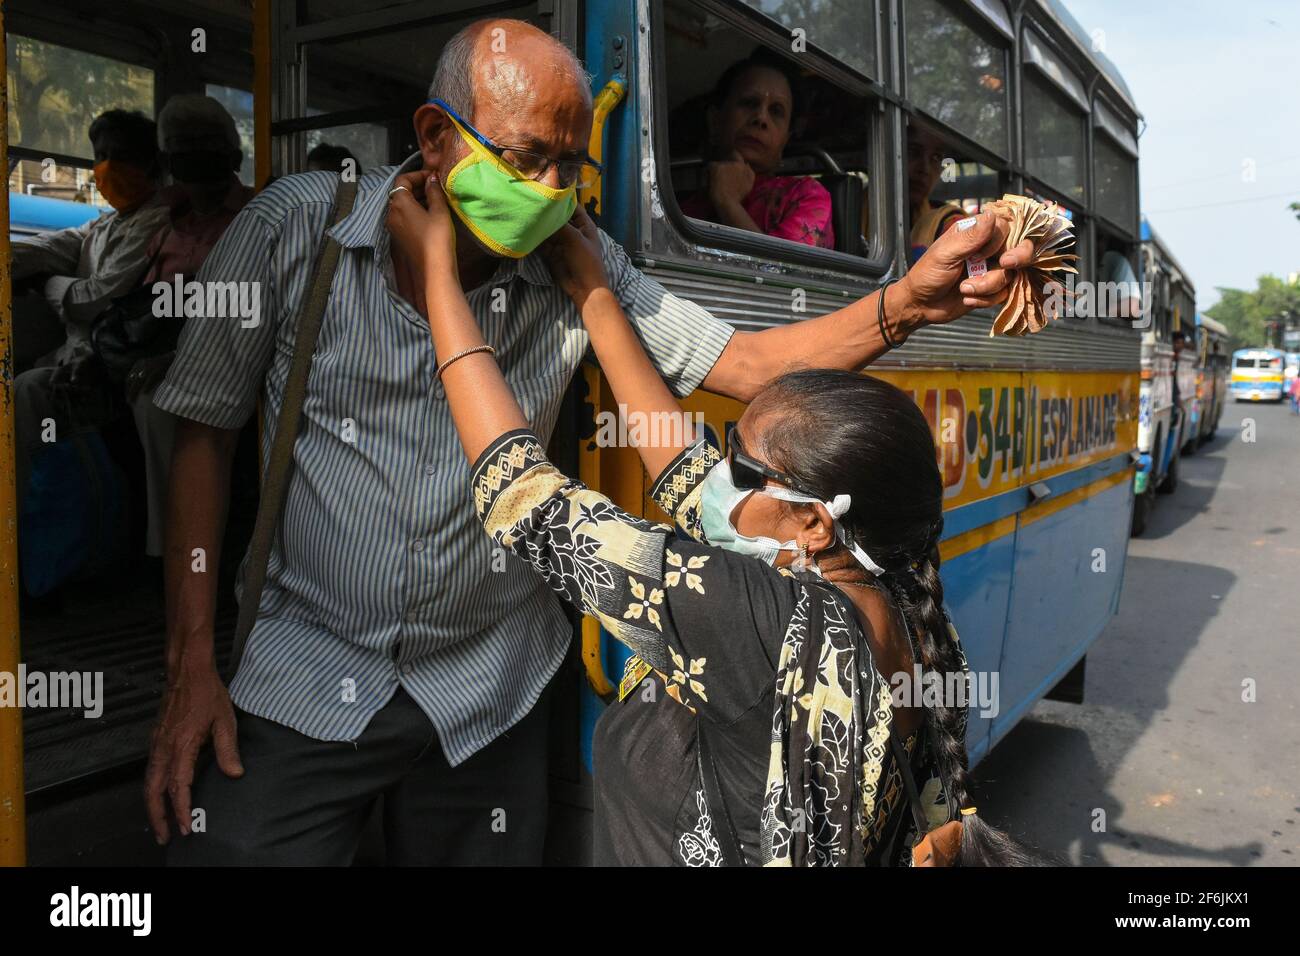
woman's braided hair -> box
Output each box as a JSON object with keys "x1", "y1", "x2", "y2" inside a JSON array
[{"x1": 750, "y1": 368, "x2": 1041, "y2": 866}]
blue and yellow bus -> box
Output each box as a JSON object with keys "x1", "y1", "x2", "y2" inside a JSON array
[
  {"x1": 1193, "y1": 313, "x2": 1229, "y2": 444},
  {"x1": 1, "y1": 0, "x2": 1146, "y2": 864},
  {"x1": 1230, "y1": 347, "x2": 1286, "y2": 402},
  {"x1": 1133, "y1": 218, "x2": 1193, "y2": 530}
]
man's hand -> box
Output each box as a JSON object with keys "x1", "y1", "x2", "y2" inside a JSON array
[
  {"x1": 706, "y1": 151, "x2": 755, "y2": 210},
  {"x1": 540, "y1": 206, "x2": 609, "y2": 307},
  {"x1": 892, "y1": 206, "x2": 1036, "y2": 334},
  {"x1": 144, "y1": 660, "x2": 243, "y2": 845}
]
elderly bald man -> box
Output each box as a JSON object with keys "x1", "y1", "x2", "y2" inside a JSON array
[{"x1": 148, "y1": 19, "x2": 1031, "y2": 865}]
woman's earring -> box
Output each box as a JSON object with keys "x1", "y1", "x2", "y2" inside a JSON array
[{"x1": 793, "y1": 543, "x2": 810, "y2": 572}]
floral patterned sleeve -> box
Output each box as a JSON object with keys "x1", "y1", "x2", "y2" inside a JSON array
[
  {"x1": 648, "y1": 438, "x2": 721, "y2": 543},
  {"x1": 472, "y1": 429, "x2": 797, "y2": 721}
]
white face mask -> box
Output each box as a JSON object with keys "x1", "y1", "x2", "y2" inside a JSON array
[{"x1": 698, "y1": 459, "x2": 886, "y2": 576}]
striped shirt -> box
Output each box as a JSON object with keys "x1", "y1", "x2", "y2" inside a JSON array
[{"x1": 153, "y1": 155, "x2": 734, "y2": 763}]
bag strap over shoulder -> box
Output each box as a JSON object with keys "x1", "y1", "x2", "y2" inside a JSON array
[
  {"x1": 696, "y1": 719, "x2": 745, "y2": 866},
  {"x1": 227, "y1": 174, "x2": 359, "y2": 676},
  {"x1": 889, "y1": 724, "x2": 932, "y2": 838}
]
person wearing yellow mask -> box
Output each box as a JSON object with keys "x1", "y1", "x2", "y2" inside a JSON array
[{"x1": 11, "y1": 109, "x2": 170, "y2": 547}]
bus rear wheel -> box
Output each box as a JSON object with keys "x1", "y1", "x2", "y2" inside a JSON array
[
  {"x1": 1131, "y1": 489, "x2": 1153, "y2": 536},
  {"x1": 1157, "y1": 452, "x2": 1179, "y2": 495}
]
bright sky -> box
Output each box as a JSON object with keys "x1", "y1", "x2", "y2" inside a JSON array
[{"x1": 1066, "y1": 0, "x2": 1299, "y2": 308}]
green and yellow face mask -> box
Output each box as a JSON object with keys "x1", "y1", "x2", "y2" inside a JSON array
[{"x1": 433, "y1": 99, "x2": 577, "y2": 258}]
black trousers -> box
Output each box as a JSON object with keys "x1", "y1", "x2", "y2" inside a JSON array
[{"x1": 167, "y1": 685, "x2": 552, "y2": 866}]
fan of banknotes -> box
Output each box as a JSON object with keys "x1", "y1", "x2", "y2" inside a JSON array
[{"x1": 980, "y1": 194, "x2": 1078, "y2": 336}]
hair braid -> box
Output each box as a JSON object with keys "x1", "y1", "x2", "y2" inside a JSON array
[{"x1": 885, "y1": 542, "x2": 1045, "y2": 866}]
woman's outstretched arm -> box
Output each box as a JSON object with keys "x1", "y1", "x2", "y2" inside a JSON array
[
  {"x1": 387, "y1": 170, "x2": 527, "y2": 462},
  {"x1": 541, "y1": 206, "x2": 702, "y2": 479}
]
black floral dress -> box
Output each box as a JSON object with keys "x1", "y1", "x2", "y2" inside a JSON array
[{"x1": 471, "y1": 430, "x2": 968, "y2": 866}]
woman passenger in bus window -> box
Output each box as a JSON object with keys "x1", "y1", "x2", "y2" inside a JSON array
[
  {"x1": 388, "y1": 177, "x2": 1040, "y2": 867},
  {"x1": 907, "y1": 127, "x2": 966, "y2": 265},
  {"x1": 678, "y1": 48, "x2": 835, "y2": 249}
]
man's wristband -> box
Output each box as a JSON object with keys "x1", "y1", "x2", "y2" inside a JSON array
[{"x1": 877, "y1": 278, "x2": 904, "y2": 350}]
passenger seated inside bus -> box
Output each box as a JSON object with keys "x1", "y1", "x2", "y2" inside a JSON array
[
  {"x1": 676, "y1": 47, "x2": 834, "y2": 249},
  {"x1": 907, "y1": 126, "x2": 966, "y2": 263},
  {"x1": 11, "y1": 109, "x2": 170, "y2": 544},
  {"x1": 129, "y1": 93, "x2": 254, "y2": 559},
  {"x1": 306, "y1": 142, "x2": 361, "y2": 175},
  {"x1": 1098, "y1": 235, "x2": 1142, "y2": 320},
  {"x1": 12, "y1": 95, "x2": 252, "y2": 599}
]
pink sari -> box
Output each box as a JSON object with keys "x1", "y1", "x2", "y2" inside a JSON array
[{"x1": 681, "y1": 173, "x2": 835, "y2": 249}]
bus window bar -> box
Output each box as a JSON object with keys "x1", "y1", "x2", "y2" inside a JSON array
[
  {"x1": 288, "y1": 0, "x2": 536, "y2": 47},
  {"x1": 1022, "y1": 23, "x2": 1089, "y2": 111},
  {"x1": 7, "y1": 145, "x2": 95, "y2": 171},
  {"x1": 270, "y1": 109, "x2": 404, "y2": 136}
]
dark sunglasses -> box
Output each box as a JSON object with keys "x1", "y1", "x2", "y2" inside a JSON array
[{"x1": 728, "y1": 428, "x2": 824, "y2": 500}]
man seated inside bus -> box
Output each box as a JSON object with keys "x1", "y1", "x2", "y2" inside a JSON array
[
  {"x1": 907, "y1": 126, "x2": 966, "y2": 265},
  {"x1": 11, "y1": 109, "x2": 170, "y2": 519},
  {"x1": 1100, "y1": 247, "x2": 1143, "y2": 320},
  {"x1": 306, "y1": 142, "x2": 361, "y2": 175},
  {"x1": 677, "y1": 47, "x2": 834, "y2": 249},
  {"x1": 128, "y1": 94, "x2": 255, "y2": 561}
]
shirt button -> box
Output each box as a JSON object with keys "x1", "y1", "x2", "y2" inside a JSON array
[
  {"x1": 411, "y1": 538, "x2": 425, "y2": 553},
  {"x1": 404, "y1": 609, "x2": 417, "y2": 622},
  {"x1": 434, "y1": 383, "x2": 446, "y2": 400},
  {"x1": 424, "y1": 463, "x2": 436, "y2": 477},
  {"x1": 401, "y1": 662, "x2": 415, "y2": 675}
]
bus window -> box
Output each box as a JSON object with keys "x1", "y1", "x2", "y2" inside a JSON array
[
  {"x1": 1021, "y1": 29, "x2": 1087, "y2": 205},
  {"x1": 6, "y1": 33, "x2": 154, "y2": 162},
  {"x1": 905, "y1": 120, "x2": 1002, "y2": 265},
  {"x1": 1096, "y1": 230, "x2": 1142, "y2": 322},
  {"x1": 278, "y1": 6, "x2": 544, "y2": 173},
  {"x1": 663, "y1": 1, "x2": 874, "y2": 258},
  {"x1": 737, "y1": 0, "x2": 877, "y2": 79},
  {"x1": 1094, "y1": 134, "x2": 1136, "y2": 231},
  {"x1": 904, "y1": 0, "x2": 1010, "y2": 158},
  {"x1": 204, "y1": 84, "x2": 257, "y2": 186},
  {"x1": 1022, "y1": 74, "x2": 1085, "y2": 203},
  {"x1": 9, "y1": 159, "x2": 107, "y2": 207},
  {"x1": 304, "y1": 121, "x2": 388, "y2": 174},
  {"x1": 1092, "y1": 99, "x2": 1138, "y2": 232}
]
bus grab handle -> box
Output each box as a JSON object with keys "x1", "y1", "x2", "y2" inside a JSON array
[{"x1": 578, "y1": 76, "x2": 627, "y2": 217}]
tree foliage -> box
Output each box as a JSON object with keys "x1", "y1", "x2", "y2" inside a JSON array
[
  {"x1": 6, "y1": 34, "x2": 153, "y2": 160},
  {"x1": 1205, "y1": 275, "x2": 1300, "y2": 350}
]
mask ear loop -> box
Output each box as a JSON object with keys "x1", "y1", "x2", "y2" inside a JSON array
[
  {"x1": 821, "y1": 494, "x2": 887, "y2": 577},
  {"x1": 766, "y1": 490, "x2": 886, "y2": 578}
]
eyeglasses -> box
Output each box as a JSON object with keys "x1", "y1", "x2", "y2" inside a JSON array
[
  {"x1": 430, "y1": 98, "x2": 602, "y2": 190},
  {"x1": 728, "y1": 428, "x2": 824, "y2": 500}
]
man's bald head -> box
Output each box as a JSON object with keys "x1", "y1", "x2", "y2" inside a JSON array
[
  {"x1": 412, "y1": 18, "x2": 595, "y2": 261},
  {"x1": 428, "y1": 19, "x2": 590, "y2": 123}
]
